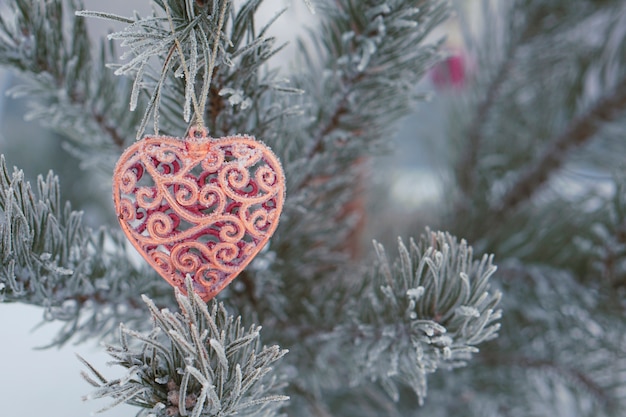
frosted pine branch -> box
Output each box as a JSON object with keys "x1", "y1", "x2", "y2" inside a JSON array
[
  {"x1": 272, "y1": 0, "x2": 449, "y2": 303},
  {"x1": 0, "y1": 0, "x2": 141, "y2": 158},
  {"x1": 0, "y1": 155, "x2": 173, "y2": 345},
  {"x1": 80, "y1": 278, "x2": 289, "y2": 417},
  {"x1": 312, "y1": 231, "x2": 501, "y2": 406},
  {"x1": 80, "y1": 0, "x2": 297, "y2": 140}
]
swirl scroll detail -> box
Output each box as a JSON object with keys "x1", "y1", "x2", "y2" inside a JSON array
[{"x1": 112, "y1": 129, "x2": 285, "y2": 301}]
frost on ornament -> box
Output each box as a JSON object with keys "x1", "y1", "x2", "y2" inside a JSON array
[{"x1": 112, "y1": 128, "x2": 285, "y2": 301}]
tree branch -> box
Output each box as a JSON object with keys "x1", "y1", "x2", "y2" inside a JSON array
[
  {"x1": 493, "y1": 75, "x2": 626, "y2": 216},
  {"x1": 456, "y1": 43, "x2": 518, "y2": 199}
]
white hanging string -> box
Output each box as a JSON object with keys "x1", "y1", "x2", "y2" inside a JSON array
[{"x1": 163, "y1": 0, "x2": 230, "y2": 131}]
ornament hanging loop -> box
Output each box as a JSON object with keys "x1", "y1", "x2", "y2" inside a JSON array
[
  {"x1": 163, "y1": 0, "x2": 230, "y2": 130},
  {"x1": 189, "y1": 125, "x2": 209, "y2": 139}
]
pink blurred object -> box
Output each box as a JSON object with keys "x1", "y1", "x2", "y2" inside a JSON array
[{"x1": 431, "y1": 53, "x2": 467, "y2": 90}]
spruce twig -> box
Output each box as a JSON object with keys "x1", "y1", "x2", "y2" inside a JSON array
[
  {"x1": 313, "y1": 231, "x2": 502, "y2": 406},
  {"x1": 0, "y1": 155, "x2": 173, "y2": 345}
]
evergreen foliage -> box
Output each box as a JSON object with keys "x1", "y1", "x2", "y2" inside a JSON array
[
  {"x1": 323, "y1": 232, "x2": 501, "y2": 405},
  {"x1": 0, "y1": 0, "x2": 624, "y2": 416},
  {"x1": 79, "y1": 278, "x2": 288, "y2": 417},
  {"x1": 416, "y1": 0, "x2": 626, "y2": 415},
  {"x1": 0, "y1": 0, "x2": 140, "y2": 172},
  {"x1": 0, "y1": 154, "x2": 172, "y2": 345}
]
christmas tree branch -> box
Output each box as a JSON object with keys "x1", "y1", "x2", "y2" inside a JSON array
[
  {"x1": 445, "y1": 1, "x2": 626, "y2": 235},
  {"x1": 308, "y1": 231, "x2": 502, "y2": 405},
  {"x1": 299, "y1": 0, "x2": 448, "y2": 164},
  {"x1": 0, "y1": 155, "x2": 174, "y2": 345},
  {"x1": 81, "y1": 0, "x2": 297, "y2": 141},
  {"x1": 80, "y1": 278, "x2": 289, "y2": 416},
  {"x1": 0, "y1": 0, "x2": 141, "y2": 155},
  {"x1": 493, "y1": 74, "x2": 626, "y2": 215},
  {"x1": 452, "y1": 0, "x2": 592, "y2": 206},
  {"x1": 272, "y1": 0, "x2": 449, "y2": 286}
]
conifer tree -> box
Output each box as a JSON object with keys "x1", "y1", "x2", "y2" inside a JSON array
[{"x1": 0, "y1": 0, "x2": 624, "y2": 416}]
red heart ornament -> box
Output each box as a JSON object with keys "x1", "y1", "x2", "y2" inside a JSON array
[{"x1": 112, "y1": 128, "x2": 285, "y2": 301}]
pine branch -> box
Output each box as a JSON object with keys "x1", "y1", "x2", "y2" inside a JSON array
[
  {"x1": 272, "y1": 0, "x2": 449, "y2": 294},
  {"x1": 80, "y1": 278, "x2": 288, "y2": 417},
  {"x1": 0, "y1": 0, "x2": 141, "y2": 155},
  {"x1": 417, "y1": 261, "x2": 626, "y2": 417},
  {"x1": 493, "y1": 74, "x2": 626, "y2": 215},
  {"x1": 445, "y1": 0, "x2": 626, "y2": 230},
  {"x1": 0, "y1": 155, "x2": 174, "y2": 345},
  {"x1": 298, "y1": 0, "x2": 448, "y2": 164},
  {"x1": 310, "y1": 231, "x2": 501, "y2": 406},
  {"x1": 82, "y1": 0, "x2": 298, "y2": 141}
]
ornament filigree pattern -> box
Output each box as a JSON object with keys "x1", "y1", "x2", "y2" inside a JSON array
[{"x1": 113, "y1": 128, "x2": 285, "y2": 301}]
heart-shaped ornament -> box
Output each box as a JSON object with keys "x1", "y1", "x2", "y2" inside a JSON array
[{"x1": 113, "y1": 127, "x2": 285, "y2": 301}]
